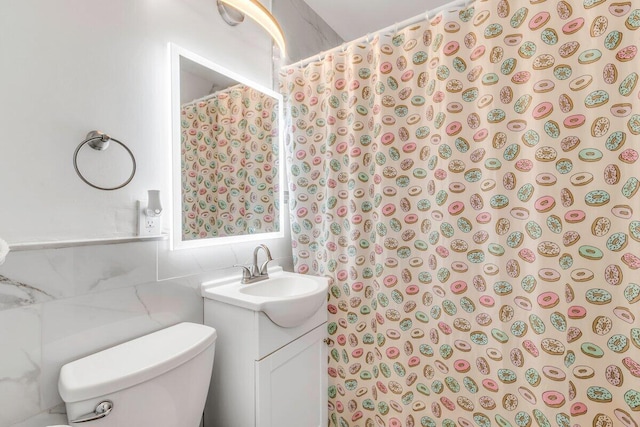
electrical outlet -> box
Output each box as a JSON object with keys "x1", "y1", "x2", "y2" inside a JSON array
[
  {"x1": 137, "y1": 201, "x2": 162, "y2": 236},
  {"x1": 145, "y1": 216, "x2": 161, "y2": 234}
]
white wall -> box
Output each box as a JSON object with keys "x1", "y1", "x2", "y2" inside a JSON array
[
  {"x1": 0, "y1": 0, "x2": 273, "y2": 243},
  {"x1": 180, "y1": 69, "x2": 214, "y2": 104}
]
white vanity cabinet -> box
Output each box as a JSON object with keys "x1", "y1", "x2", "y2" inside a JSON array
[
  {"x1": 202, "y1": 296, "x2": 327, "y2": 427},
  {"x1": 255, "y1": 324, "x2": 327, "y2": 426}
]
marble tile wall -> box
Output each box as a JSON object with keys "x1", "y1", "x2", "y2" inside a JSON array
[
  {"x1": 273, "y1": 0, "x2": 344, "y2": 63},
  {"x1": 0, "y1": 238, "x2": 292, "y2": 427}
]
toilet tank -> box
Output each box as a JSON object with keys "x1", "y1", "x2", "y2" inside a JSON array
[{"x1": 59, "y1": 322, "x2": 217, "y2": 427}]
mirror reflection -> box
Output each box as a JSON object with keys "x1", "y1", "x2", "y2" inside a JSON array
[{"x1": 171, "y1": 45, "x2": 284, "y2": 249}]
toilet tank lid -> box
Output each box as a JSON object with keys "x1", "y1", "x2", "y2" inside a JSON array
[{"x1": 58, "y1": 322, "x2": 217, "y2": 403}]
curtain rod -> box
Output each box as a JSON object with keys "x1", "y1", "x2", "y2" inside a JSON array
[
  {"x1": 182, "y1": 82, "x2": 245, "y2": 107},
  {"x1": 283, "y1": 0, "x2": 471, "y2": 70}
]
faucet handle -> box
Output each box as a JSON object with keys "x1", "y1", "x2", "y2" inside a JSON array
[
  {"x1": 234, "y1": 264, "x2": 253, "y2": 281},
  {"x1": 258, "y1": 259, "x2": 272, "y2": 276}
]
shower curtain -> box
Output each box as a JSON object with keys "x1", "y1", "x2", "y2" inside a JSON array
[
  {"x1": 282, "y1": 1, "x2": 640, "y2": 427},
  {"x1": 181, "y1": 84, "x2": 278, "y2": 239}
]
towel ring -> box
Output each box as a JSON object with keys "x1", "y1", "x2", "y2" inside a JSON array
[{"x1": 73, "y1": 131, "x2": 136, "y2": 191}]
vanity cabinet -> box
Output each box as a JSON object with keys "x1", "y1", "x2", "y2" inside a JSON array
[
  {"x1": 255, "y1": 325, "x2": 327, "y2": 426},
  {"x1": 203, "y1": 297, "x2": 327, "y2": 427}
]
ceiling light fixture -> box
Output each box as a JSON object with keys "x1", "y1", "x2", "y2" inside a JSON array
[{"x1": 217, "y1": 0, "x2": 286, "y2": 55}]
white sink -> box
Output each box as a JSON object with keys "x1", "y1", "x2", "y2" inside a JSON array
[{"x1": 201, "y1": 267, "x2": 328, "y2": 328}]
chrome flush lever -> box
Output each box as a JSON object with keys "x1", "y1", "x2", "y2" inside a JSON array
[{"x1": 70, "y1": 400, "x2": 113, "y2": 423}]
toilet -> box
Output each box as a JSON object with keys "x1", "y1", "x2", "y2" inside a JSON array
[{"x1": 51, "y1": 322, "x2": 216, "y2": 426}]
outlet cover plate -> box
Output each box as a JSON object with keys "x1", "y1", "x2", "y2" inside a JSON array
[{"x1": 137, "y1": 201, "x2": 162, "y2": 236}]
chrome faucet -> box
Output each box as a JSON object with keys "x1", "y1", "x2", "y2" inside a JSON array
[
  {"x1": 235, "y1": 244, "x2": 273, "y2": 284},
  {"x1": 253, "y1": 244, "x2": 273, "y2": 277}
]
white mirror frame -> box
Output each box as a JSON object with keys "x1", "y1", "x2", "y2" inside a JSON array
[{"x1": 169, "y1": 43, "x2": 285, "y2": 250}]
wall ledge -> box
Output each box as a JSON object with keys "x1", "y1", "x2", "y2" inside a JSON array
[{"x1": 9, "y1": 234, "x2": 168, "y2": 252}]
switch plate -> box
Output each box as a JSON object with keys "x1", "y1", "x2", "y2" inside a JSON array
[{"x1": 137, "y1": 201, "x2": 162, "y2": 236}]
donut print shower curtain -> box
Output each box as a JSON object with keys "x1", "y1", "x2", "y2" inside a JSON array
[
  {"x1": 181, "y1": 85, "x2": 278, "y2": 239},
  {"x1": 281, "y1": 1, "x2": 640, "y2": 426}
]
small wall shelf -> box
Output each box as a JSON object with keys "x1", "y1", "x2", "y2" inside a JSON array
[{"x1": 9, "y1": 234, "x2": 168, "y2": 252}]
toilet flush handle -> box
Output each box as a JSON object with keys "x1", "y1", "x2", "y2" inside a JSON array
[{"x1": 70, "y1": 400, "x2": 113, "y2": 423}]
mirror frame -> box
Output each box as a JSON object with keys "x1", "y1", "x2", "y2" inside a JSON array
[{"x1": 169, "y1": 43, "x2": 285, "y2": 250}]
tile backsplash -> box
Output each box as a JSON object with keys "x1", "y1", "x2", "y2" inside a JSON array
[
  {"x1": 0, "y1": 238, "x2": 292, "y2": 427},
  {"x1": 0, "y1": 241, "x2": 157, "y2": 308}
]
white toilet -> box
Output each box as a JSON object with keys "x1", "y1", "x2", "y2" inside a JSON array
[{"x1": 51, "y1": 322, "x2": 216, "y2": 426}]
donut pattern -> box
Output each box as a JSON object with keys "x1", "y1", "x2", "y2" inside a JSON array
[
  {"x1": 181, "y1": 85, "x2": 279, "y2": 238},
  {"x1": 281, "y1": 1, "x2": 640, "y2": 426}
]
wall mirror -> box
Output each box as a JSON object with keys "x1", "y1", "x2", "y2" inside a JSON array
[{"x1": 170, "y1": 44, "x2": 284, "y2": 250}]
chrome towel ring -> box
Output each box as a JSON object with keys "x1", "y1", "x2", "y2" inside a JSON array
[{"x1": 73, "y1": 130, "x2": 136, "y2": 191}]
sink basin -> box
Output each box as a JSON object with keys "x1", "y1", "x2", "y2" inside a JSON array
[
  {"x1": 239, "y1": 276, "x2": 319, "y2": 297},
  {"x1": 201, "y1": 267, "x2": 328, "y2": 328}
]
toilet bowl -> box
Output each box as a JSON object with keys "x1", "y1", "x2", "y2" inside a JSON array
[{"x1": 51, "y1": 322, "x2": 216, "y2": 427}]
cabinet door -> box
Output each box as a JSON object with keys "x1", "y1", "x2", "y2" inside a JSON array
[{"x1": 255, "y1": 323, "x2": 327, "y2": 427}]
